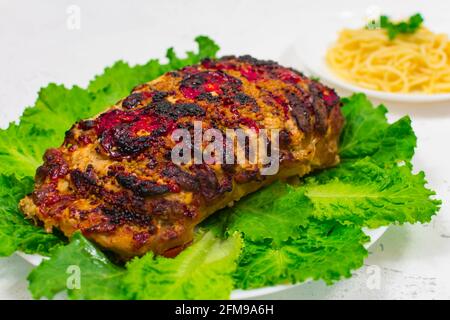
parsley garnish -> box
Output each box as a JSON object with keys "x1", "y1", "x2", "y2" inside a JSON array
[{"x1": 379, "y1": 13, "x2": 424, "y2": 39}]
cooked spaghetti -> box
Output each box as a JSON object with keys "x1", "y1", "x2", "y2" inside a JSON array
[{"x1": 326, "y1": 27, "x2": 450, "y2": 93}]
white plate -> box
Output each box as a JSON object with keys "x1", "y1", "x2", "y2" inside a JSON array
[
  {"x1": 18, "y1": 226, "x2": 387, "y2": 299},
  {"x1": 293, "y1": 11, "x2": 450, "y2": 103}
]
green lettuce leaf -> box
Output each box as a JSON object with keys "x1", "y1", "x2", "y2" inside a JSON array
[
  {"x1": 20, "y1": 85, "x2": 94, "y2": 139},
  {"x1": 122, "y1": 231, "x2": 242, "y2": 300},
  {"x1": 234, "y1": 219, "x2": 369, "y2": 289},
  {"x1": 302, "y1": 158, "x2": 441, "y2": 228},
  {"x1": 0, "y1": 174, "x2": 63, "y2": 256},
  {"x1": 28, "y1": 232, "x2": 126, "y2": 300},
  {"x1": 28, "y1": 230, "x2": 242, "y2": 300},
  {"x1": 204, "y1": 181, "x2": 312, "y2": 244},
  {"x1": 0, "y1": 124, "x2": 57, "y2": 178},
  {"x1": 340, "y1": 94, "x2": 416, "y2": 164}
]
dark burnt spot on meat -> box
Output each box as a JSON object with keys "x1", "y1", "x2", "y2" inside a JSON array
[
  {"x1": 190, "y1": 164, "x2": 232, "y2": 202},
  {"x1": 82, "y1": 207, "x2": 156, "y2": 234},
  {"x1": 235, "y1": 55, "x2": 278, "y2": 67},
  {"x1": 285, "y1": 91, "x2": 313, "y2": 133},
  {"x1": 175, "y1": 103, "x2": 206, "y2": 117},
  {"x1": 151, "y1": 91, "x2": 169, "y2": 103},
  {"x1": 116, "y1": 174, "x2": 170, "y2": 197},
  {"x1": 107, "y1": 164, "x2": 125, "y2": 177},
  {"x1": 162, "y1": 165, "x2": 200, "y2": 192},
  {"x1": 179, "y1": 70, "x2": 242, "y2": 99},
  {"x1": 70, "y1": 165, "x2": 97, "y2": 195},
  {"x1": 313, "y1": 102, "x2": 328, "y2": 134},
  {"x1": 63, "y1": 128, "x2": 76, "y2": 147},
  {"x1": 308, "y1": 80, "x2": 340, "y2": 110},
  {"x1": 82, "y1": 222, "x2": 116, "y2": 234},
  {"x1": 197, "y1": 92, "x2": 221, "y2": 103},
  {"x1": 35, "y1": 149, "x2": 69, "y2": 183},
  {"x1": 191, "y1": 165, "x2": 219, "y2": 201},
  {"x1": 167, "y1": 71, "x2": 180, "y2": 77},
  {"x1": 99, "y1": 188, "x2": 148, "y2": 217},
  {"x1": 183, "y1": 205, "x2": 197, "y2": 218},
  {"x1": 122, "y1": 92, "x2": 143, "y2": 109},
  {"x1": 150, "y1": 198, "x2": 191, "y2": 221},
  {"x1": 152, "y1": 101, "x2": 205, "y2": 120},
  {"x1": 289, "y1": 67, "x2": 306, "y2": 79},
  {"x1": 100, "y1": 128, "x2": 152, "y2": 158},
  {"x1": 234, "y1": 168, "x2": 261, "y2": 184},
  {"x1": 77, "y1": 134, "x2": 92, "y2": 145},
  {"x1": 200, "y1": 58, "x2": 217, "y2": 69},
  {"x1": 279, "y1": 130, "x2": 291, "y2": 148},
  {"x1": 78, "y1": 119, "x2": 96, "y2": 131},
  {"x1": 306, "y1": 82, "x2": 330, "y2": 134},
  {"x1": 103, "y1": 207, "x2": 153, "y2": 227},
  {"x1": 96, "y1": 110, "x2": 172, "y2": 158},
  {"x1": 32, "y1": 183, "x2": 58, "y2": 206},
  {"x1": 234, "y1": 92, "x2": 255, "y2": 105},
  {"x1": 219, "y1": 175, "x2": 233, "y2": 194},
  {"x1": 95, "y1": 102, "x2": 180, "y2": 158},
  {"x1": 221, "y1": 163, "x2": 235, "y2": 175},
  {"x1": 146, "y1": 157, "x2": 158, "y2": 170},
  {"x1": 69, "y1": 206, "x2": 98, "y2": 220}
]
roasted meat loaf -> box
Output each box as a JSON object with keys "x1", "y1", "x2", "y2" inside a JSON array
[{"x1": 19, "y1": 55, "x2": 344, "y2": 259}]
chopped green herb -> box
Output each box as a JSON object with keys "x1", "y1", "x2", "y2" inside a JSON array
[{"x1": 379, "y1": 13, "x2": 424, "y2": 40}]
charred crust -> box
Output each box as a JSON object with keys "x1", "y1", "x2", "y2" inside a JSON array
[
  {"x1": 234, "y1": 92, "x2": 255, "y2": 105},
  {"x1": 234, "y1": 168, "x2": 261, "y2": 184},
  {"x1": 221, "y1": 163, "x2": 235, "y2": 174},
  {"x1": 153, "y1": 101, "x2": 205, "y2": 119},
  {"x1": 36, "y1": 149, "x2": 69, "y2": 183},
  {"x1": 307, "y1": 82, "x2": 330, "y2": 133},
  {"x1": 70, "y1": 165, "x2": 97, "y2": 195},
  {"x1": 191, "y1": 165, "x2": 219, "y2": 202},
  {"x1": 146, "y1": 157, "x2": 158, "y2": 170},
  {"x1": 279, "y1": 129, "x2": 291, "y2": 148},
  {"x1": 78, "y1": 119, "x2": 96, "y2": 131},
  {"x1": 151, "y1": 91, "x2": 169, "y2": 103},
  {"x1": 122, "y1": 92, "x2": 143, "y2": 109},
  {"x1": 179, "y1": 70, "x2": 243, "y2": 99},
  {"x1": 197, "y1": 92, "x2": 221, "y2": 103},
  {"x1": 236, "y1": 55, "x2": 278, "y2": 67},
  {"x1": 81, "y1": 207, "x2": 156, "y2": 234},
  {"x1": 285, "y1": 91, "x2": 313, "y2": 133},
  {"x1": 116, "y1": 174, "x2": 170, "y2": 197},
  {"x1": 190, "y1": 164, "x2": 232, "y2": 202},
  {"x1": 161, "y1": 165, "x2": 200, "y2": 192},
  {"x1": 150, "y1": 199, "x2": 189, "y2": 222},
  {"x1": 63, "y1": 127, "x2": 76, "y2": 146},
  {"x1": 101, "y1": 128, "x2": 153, "y2": 158}
]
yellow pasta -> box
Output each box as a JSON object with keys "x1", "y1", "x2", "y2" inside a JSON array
[{"x1": 326, "y1": 27, "x2": 450, "y2": 93}]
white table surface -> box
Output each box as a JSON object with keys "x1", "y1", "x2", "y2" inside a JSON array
[{"x1": 1, "y1": 0, "x2": 450, "y2": 300}]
